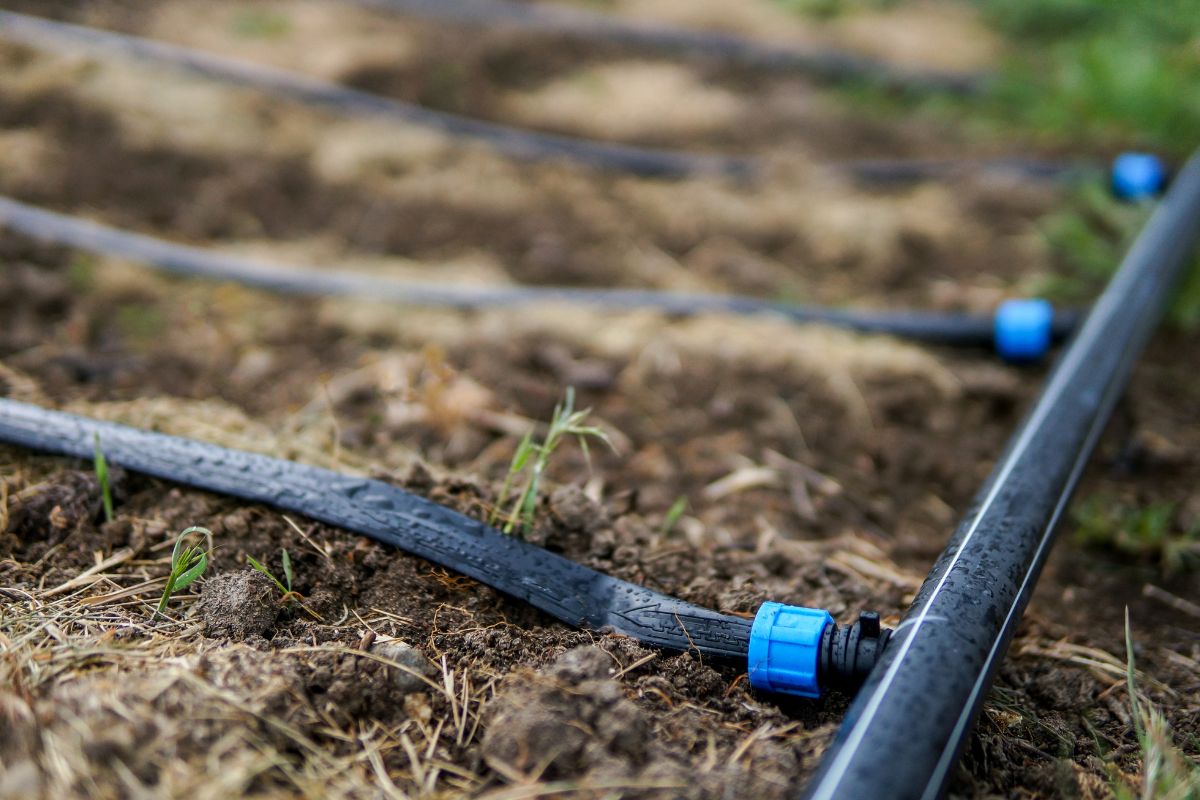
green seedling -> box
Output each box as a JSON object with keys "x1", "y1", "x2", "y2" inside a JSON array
[
  {"x1": 247, "y1": 548, "x2": 296, "y2": 600},
  {"x1": 1074, "y1": 497, "x2": 1200, "y2": 573},
  {"x1": 155, "y1": 526, "x2": 212, "y2": 617},
  {"x1": 248, "y1": 549, "x2": 321, "y2": 619},
  {"x1": 1116, "y1": 610, "x2": 1200, "y2": 800},
  {"x1": 93, "y1": 433, "x2": 114, "y2": 524},
  {"x1": 491, "y1": 387, "x2": 614, "y2": 536},
  {"x1": 662, "y1": 496, "x2": 688, "y2": 535}
]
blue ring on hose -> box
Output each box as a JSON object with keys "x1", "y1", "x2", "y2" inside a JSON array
[{"x1": 748, "y1": 602, "x2": 831, "y2": 698}]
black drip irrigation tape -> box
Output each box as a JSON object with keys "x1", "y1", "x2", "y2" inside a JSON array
[
  {"x1": 843, "y1": 156, "x2": 1084, "y2": 186},
  {"x1": 0, "y1": 398, "x2": 752, "y2": 661},
  {"x1": 350, "y1": 0, "x2": 986, "y2": 96},
  {"x1": 803, "y1": 146, "x2": 1200, "y2": 800},
  {"x1": 0, "y1": 9, "x2": 746, "y2": 180},
  {"x1": 0, "y1": 195, "x2": 1081, "y2": 349},
  {"x1": 0, "y1": 10, "x2": 1084, "y2": 185}
]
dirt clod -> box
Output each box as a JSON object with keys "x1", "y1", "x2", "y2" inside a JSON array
[
  {"x1": 7, "y1": 470, "x2": 107, "y2": 540},
  {"x1": 482, "y1": 646, "x2": 651, "y2": 780},
  {"x1": 199, "y1": 569, "x2": 280, "y2": 640}
]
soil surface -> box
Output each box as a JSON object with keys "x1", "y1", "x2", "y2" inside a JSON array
[{"x1": 1, "y1": 2, "x2": 1197, "y2": 799}]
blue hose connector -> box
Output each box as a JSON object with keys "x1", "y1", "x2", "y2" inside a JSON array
[
  {"x1": 748, "y1": 602, "x2": 832, "y2": 698},
  {"x1": 995, "y1": 298, "x2": 1053, "y2": 362},
  {"x1": 1112, "y1": 152, "x2": 1167, "y2": 201}
]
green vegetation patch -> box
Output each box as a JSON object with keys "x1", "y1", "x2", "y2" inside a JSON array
[
  {"x1": 783, "y1": 0, "x2": 1200, "y2": 156},
  {"x1": 775, "y1": 0, "x2": 897, "y2": 20},
  {"x1": 1074, "y1": 495, "x2": 1200, "y2": 573},
  {"x1": 1035, "y1": 179, "x2": 1200, "y2": 329},
  {"x1": 979, "y1": 0, "x2": 1200, "y2": 156}
]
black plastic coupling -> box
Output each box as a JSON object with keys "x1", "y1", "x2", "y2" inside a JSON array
[{"x1": 819, "y1": 611, "x2": 892, "y2": 693}]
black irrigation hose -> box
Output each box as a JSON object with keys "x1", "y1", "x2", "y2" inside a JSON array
[
  {"x1": 0, "y1": 195, "x2": 1081, "y2": 348},
  {"x1": 0, "y1": 398, "x2": 753, "y2": 660},
  {"x1": 843, "y1": 156, "x2": 1085, "y2": 185},
  {"x1": 0, "y1": 10, "x2": 1083, "y2": 185},
  {"x1": 0, "y1": 9, "x2": 747, "y2": 180},
  {"x1": 803, "y1": 146, "x2": 1200, "y2": 800},
  {"x1": 350, "y1": 0, "x2": 986, "y2": 96}
]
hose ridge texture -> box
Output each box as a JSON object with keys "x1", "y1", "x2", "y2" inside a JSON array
[
  {"x1": 0, "y1": 195, "x2": 1081, "y2": 347},
  {"x1": 351, "y1": 0, "x2": 985, "y2": 96},
  {"x1": 0, "y1": 398, "x2": 754, "y2": 660},
  {"x1": 0, "y1": 10, "x2": 1081, "y2": 184}
]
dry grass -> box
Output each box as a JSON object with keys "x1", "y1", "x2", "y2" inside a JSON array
[
  {"x1": 326, "y1": 303, "x2": 963, "y2": 429},
  {"x1": 1117, "y1": 612, "x2": 1200, "y2": 800},
  {"x1": 60, "y1": 396, "x2": 379, "y2": 476},
  {"x1": 502, "y1": 62, "x2": 744, "y2": 142},
  {"x1": 828, "y1": 1, "x2": 1001, "y2": 71},
  {"x1": 0, "y1": 20, "x2": 1054, "y2": 314},
  {"x1": 0, "y1": 568, "x2": 502, "y2": 798}
]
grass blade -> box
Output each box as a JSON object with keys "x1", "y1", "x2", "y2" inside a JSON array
[
  {"x1": 282, "y1": 548, "x2": 293, "y2": 592},
  {"x1": 93, "y1": 433, "x2": 114, "y2": 523},
  {"x1": 247, "y1": 554, "x2": 288, "y2": 595},
  {"x1": 173, "y1": 550, "x2": 208, "y2": 591}
]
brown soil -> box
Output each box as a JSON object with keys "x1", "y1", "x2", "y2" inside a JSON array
[{"x1": 0, "y1": 2, "x2": 1197, "y2": 799}]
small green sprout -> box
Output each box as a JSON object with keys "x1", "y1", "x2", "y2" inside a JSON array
[
  {"x1": 248, "y1": 549, "x2": 321, "y2": 618},
  {"x1": 247, "y1": 550, "x2": 294, "y2": 599},
  {"x1": 491, "y1": 387, "x2": 614, "y2": 536},
  {"x1": 661, "y1": 496, "x2": 688, "y2": 535},
  {"x1": 155, "y1": 526, "x2": 212, "y2": 617},
  {"x1": 93, "y1": 433, "x2": 114, "y2": 524},
  {"x1": 282, "y1": 547, "x2": 293, "y2": 594}
]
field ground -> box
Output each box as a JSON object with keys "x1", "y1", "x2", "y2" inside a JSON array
[{"x1": 0, "y1": 1, "x2": 1197, "y2": 798}]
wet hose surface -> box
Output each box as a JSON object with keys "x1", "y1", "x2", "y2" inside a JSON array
[
  {"x1": 0, "y1": 10, "x2": 1083, "y2": 184},
  {"x1": 0, "y1": 398, "x2": 754, "y2": 661},
  {"x1": 351, "y1": 0, "x2": 986, "y2": 95},
  {"x1": 0, "y1": 195, "x2": 1081, "y2": 348},
  {"x1": 802, "y1": 146, "x2": 1200, "y2": 800}
]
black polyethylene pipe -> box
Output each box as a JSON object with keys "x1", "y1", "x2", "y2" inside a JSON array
[
  {"x1": 0, "y1": 399, "x2": 753, "y2": 660},
  {"x1": 0, "y1": 11, "x2": 1080, "y2": 185},
  {"x1": 0, "y1": 195, "x2": 1080, "y2": 347},
  {"x1": 0, "y1": 10, "x2": 747, "y2": 180},
  {"x1": 351, "y1": 0, "x2": 985, "y2": 95},
  {"x1": 803, "y1": 147, "x2": 1200, "y2": 800}
]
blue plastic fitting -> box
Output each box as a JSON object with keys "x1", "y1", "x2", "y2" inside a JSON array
[
  {"x1": 1112, "y1": 152, "x2": 1167, "y2": 201},
  {"x1": 994, "y1": 298, "x2": 1053, "y2": 362},
  {"x1": 748, "y1": 602, "x2": 832, "y2": 698}
]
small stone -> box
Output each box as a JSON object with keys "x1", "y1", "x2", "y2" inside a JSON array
[{"x1": 369, "y1": 639, "x2": 435, "y2": 693}]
